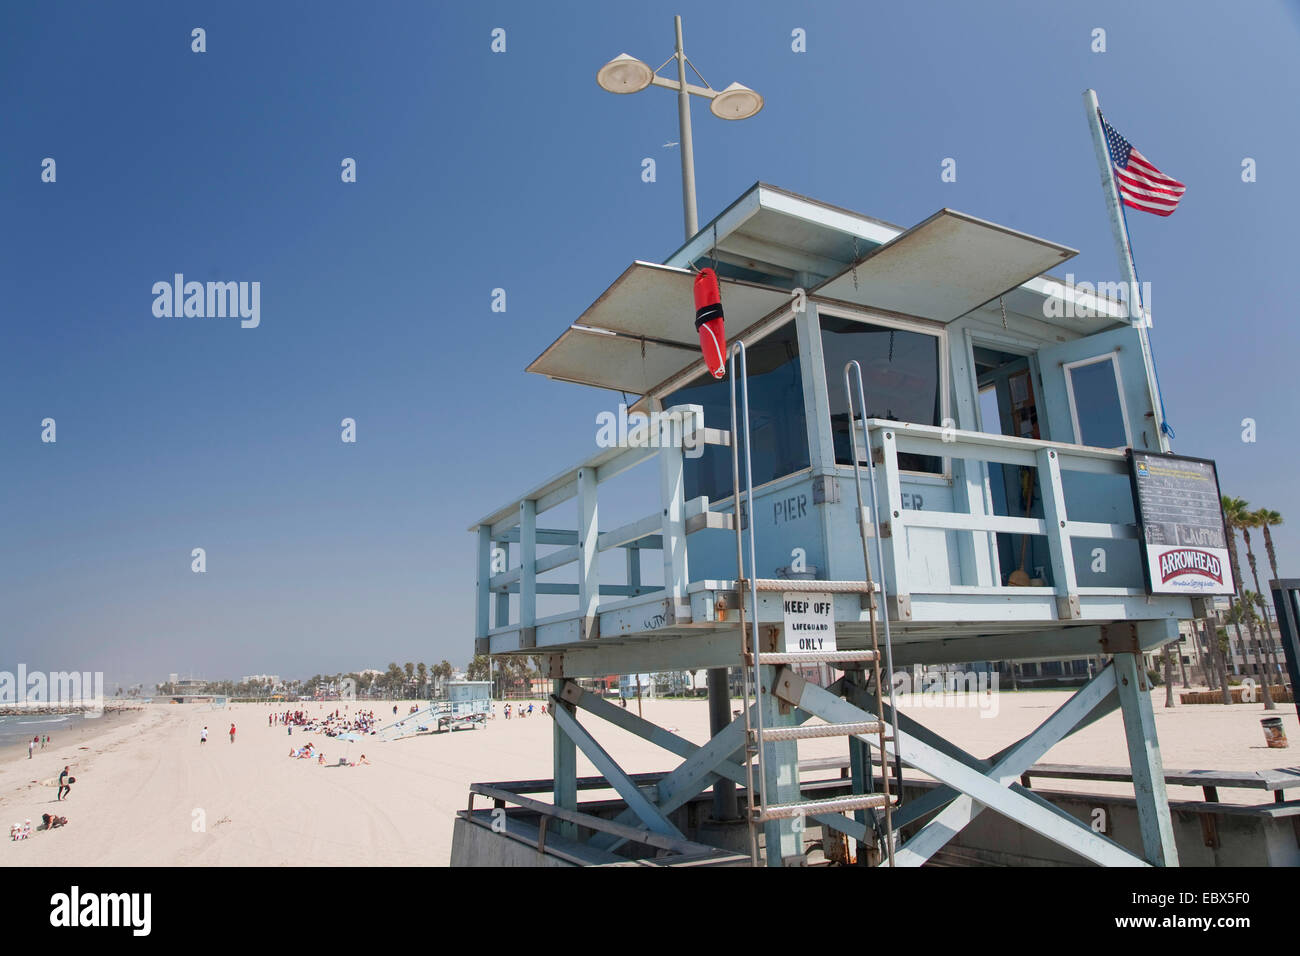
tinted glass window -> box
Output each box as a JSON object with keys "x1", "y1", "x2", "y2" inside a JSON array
[
  {"x1": 665, "y1": 323, "x2": 809, "y2": 503},
  {"x1": 1068, "y1": 358, "x2": 1128, "y2": 448},
  {"x1": 820, "y1": 315, "x2": 942, "y2": 472}
]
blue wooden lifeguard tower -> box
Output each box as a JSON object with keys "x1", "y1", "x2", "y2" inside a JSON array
[{"x1": 459, "y1": 183, "x2": 1204, "y2": 867}]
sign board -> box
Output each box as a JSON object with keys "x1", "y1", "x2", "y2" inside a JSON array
[
  {"x1": 782, "y1": 592, "x2": 837, "y2": 653},
  {"x1": 1128, "y1": 451, "x2": 1234, "y2": 595}
]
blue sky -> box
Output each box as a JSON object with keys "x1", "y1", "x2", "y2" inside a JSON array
[{"x1": 3, "y1": 1, "x2": 1298, "y2": 689}]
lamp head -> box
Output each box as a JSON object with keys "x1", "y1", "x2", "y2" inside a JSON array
[
  {"x1": 597, "y1": 54, "x2": 654, "y2": 94},
  {"x1": 709, "y1": 82, "x2": 764, "y2": 120}
]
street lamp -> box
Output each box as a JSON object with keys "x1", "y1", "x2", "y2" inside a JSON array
[{"x1": 597, "y1": 15, "x2": 764, "y2": 240}]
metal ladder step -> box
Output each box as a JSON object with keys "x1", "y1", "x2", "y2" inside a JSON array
[
  {"x1": 754, "y1": 793, "x2": 892, "y2": 822},
  {"x1": 749, "y1": 578, "x2": 877, "y2": 593},
  {"x1": 757, "y1": 720, "x2": 882, "y2": 742},
  {"x1": 754, "y1": 650, "x2": 877, "y2": 665}
]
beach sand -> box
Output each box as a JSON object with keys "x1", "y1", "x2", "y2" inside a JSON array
[{"x1": 0, "y1": 691, "x2": 1294, "y2": 866}]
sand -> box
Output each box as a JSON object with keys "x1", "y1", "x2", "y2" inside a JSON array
[{"x1": 0, "y1": 691, "x2": 1295, "y2": 866}]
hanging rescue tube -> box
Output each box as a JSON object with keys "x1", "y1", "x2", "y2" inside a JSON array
[{"x1": 693, "y1": 267, "x2": 727, "y2": 379}]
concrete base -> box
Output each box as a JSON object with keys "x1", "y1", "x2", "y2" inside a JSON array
[
  {"x1": 451, "y1": 818, "x2": 576, "y2": 867},
  {"x1": 696, "y1": 818, "x2": 752, "y2": 855},
  {"x1": 452, "y1": 776, "x2": 1300, "y2": 866}
]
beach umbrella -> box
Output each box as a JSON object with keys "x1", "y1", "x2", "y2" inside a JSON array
[{"x1": 332, "y1": 731, "x2": 363, "y2": 765}]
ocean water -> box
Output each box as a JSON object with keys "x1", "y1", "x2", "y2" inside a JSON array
[{"x1": 0, "y1": 713, "x2": 83, "y2": 750}]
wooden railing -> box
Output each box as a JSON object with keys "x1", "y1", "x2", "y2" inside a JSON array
[
  {"x1": 473, "y1": 405, "x2": 731, "y2": 650},
  {"x1": 863, "y1": 419, "x2": 1140, "y2": 622}
]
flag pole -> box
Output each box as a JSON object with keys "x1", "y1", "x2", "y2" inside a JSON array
[{"x1": 1082, "y1": 88, "x2": 1172, "y2": 454}]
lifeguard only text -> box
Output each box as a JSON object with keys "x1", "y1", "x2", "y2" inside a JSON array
[{"x1": 781, "y1": 592, "x2": 837, "y2": 653}]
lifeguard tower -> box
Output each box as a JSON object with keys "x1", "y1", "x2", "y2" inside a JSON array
[{"x1": 457, "y1": 181, "x2": 1211, "y2": 867}]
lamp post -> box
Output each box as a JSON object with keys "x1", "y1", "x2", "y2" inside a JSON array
[
  {"x1": 597, "y1": 15, "x2": 764, "y2": 241},
  {"x1": 598, "y1": 16, "x2": 762, "y2": 826}
]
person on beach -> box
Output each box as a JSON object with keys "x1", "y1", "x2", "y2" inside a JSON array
[
  {"x1": 57, "y1": 766, "x2": 71, "y2": 801},
  {"x1": 229, "y1": 723, "x2": 236, "y2": 743},
  {"x1": 357, "y1": 754, "x2": 370, "y2": 765},
  {"x1": 29, "y1": 738, "x2": 35, "y2": 759},
  {"x1": 201, "y1": 726, "x2": 208, "y2": 745}
]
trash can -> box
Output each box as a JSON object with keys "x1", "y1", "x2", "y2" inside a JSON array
[{"x1": 1261, "y1": 717, "x2": 1288, "y2": 749}]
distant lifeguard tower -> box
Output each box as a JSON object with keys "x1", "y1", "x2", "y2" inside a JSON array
[{"x1": 455, "y1": 182, "x2": 1217, "y2": 867}]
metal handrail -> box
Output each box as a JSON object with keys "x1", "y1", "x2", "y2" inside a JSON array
[
  {"x1": 729, "y1": 340, "x2": 765, "y2": 866},
  {"x1": 845, "y1": 360, "x2": 901, "y2": 866}
]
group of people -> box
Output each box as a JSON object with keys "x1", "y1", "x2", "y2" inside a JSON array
[
  {"x1": 198, "y1": 724, "x2": 238, "y2": 744},
  {"x1": 9, "y1": 815, "x2": 65, "y2": 841},
  {"x1": 287, "y1": 740, "x2": 370, "y2": 767},
  {"x1": 271, "y1": 709, "x2": 315, "y2": 728},
  {"x1": 268, "y1": 707, "x2": 377, "y2": 737},
  {"x1": 12, "y1": 763, "x2": 74, "y2": 841},
  {"x1": 26, "y1": 734, "x2": 51, "y2": 758},
  {"x1": 501, "y1": 702, "x2": 543, "y2": 720},
  {"x1": 319, "y1": 709, "x2": 377, "y2": 737}
]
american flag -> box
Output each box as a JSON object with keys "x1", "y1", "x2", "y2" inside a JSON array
[{"x1": 1100, "y1": 114, "x2": 1186, "y2": 216}]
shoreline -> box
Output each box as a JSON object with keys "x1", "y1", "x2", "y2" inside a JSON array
[{"x1": 0, "y1": 706, "x2": 148, "y2": 767}]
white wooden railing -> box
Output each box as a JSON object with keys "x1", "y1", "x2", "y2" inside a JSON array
[
  {"x1": 474, "y1": 405, "x2": 732, "y2": 650},
  {"x1": 864, "y1": 419, "x2": 1139, "y2": 622}
]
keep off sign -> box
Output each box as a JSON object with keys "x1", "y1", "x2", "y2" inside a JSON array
[{"x1": 782, "y1": 592, "x2": 837, "y2": 654}]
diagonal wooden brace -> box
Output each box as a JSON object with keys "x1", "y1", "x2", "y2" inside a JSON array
[
  {"x1": 792, "y1": 677, "x2": 1148, "y2": 867},
  {"x1": 893, "y1": 664, "x2": 1121, "y2": 865}
]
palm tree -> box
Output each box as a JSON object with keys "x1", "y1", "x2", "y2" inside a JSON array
[
  {"x1": 1256, "y1": 508, "x2": 1284, "y2": 581},
  {"x1": 1200, "y1": 618, "x2": 1233, "y2": 704},
  {"x1": 1240, "y1": 511, "x2": 1285, "y2": 684},
  {"x1": 1221, "y1": 496, "x2": 1275, "y2": 709},
  {"x1": 467, "y1": 654, "x2": 490, "y2": 681},
  {"x1": 417, "y1": 662, "x2": 428, "y2": 694},
  {"x1": 1253, "y1": 508, "x2": 1290, "y2": 691},
  {"x1": 385, "y1": 662, "x2": 404, "y2": 698}
]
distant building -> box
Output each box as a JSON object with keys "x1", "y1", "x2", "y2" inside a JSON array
[{"x1": 242, "y1": 674, "x2": 280, "y2": 685}]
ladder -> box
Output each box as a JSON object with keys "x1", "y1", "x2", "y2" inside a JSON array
[{"x1": 729, "y1": 342, "x2": 900, "y2": 866}]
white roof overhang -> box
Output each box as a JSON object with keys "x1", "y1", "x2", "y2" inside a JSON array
[
  {"x1": 811, "y1": 209, "x2": 1078, "y2": 322},
  {"x1": 526, "y1": 262, "x2": 791, "y2": 394}
]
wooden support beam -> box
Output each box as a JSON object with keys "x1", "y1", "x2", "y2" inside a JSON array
[
  {"x1": 793, "y1": 679, "x2": 1146, "y2": 867},
  {"x1": 892, "y1": 665, "x2": 1120, "y2": 865},
  {"x1": 552, "y1": 678, "x2": 577, "y2": 839},
  {"x1": 1114, "y1": 650, "x2": 1180, "y2": 866},
  {"x1": 550, "y1": 696, "x2": 685, "y2": 840}
]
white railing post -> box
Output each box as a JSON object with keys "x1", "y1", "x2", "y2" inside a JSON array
[
  {"x1": 1036, "y1": 446, "x2": 1080, "y2": 619},
  {"x1": 658, "y1": 410, "x2": 693, "y2": 625},
  {"x1": 475, "y1": 525, "x2": 492, "y2": 653},
  {"x1": 519, "y1": 499, "x2": 537, "y2": 646},
  {"x1": 576, "y1": 467, "x2": 600, "y2": 640},
  {"x1": 494, "y1": 540, "x2": 510, "y2": 630},
  {"x1": 874, "y1": 426, "x2": 912, "y2": 621}
]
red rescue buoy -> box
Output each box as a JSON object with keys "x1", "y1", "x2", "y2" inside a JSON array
[{"x1": 693, "y1": 268, "x2": 726, "y2": 378}]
